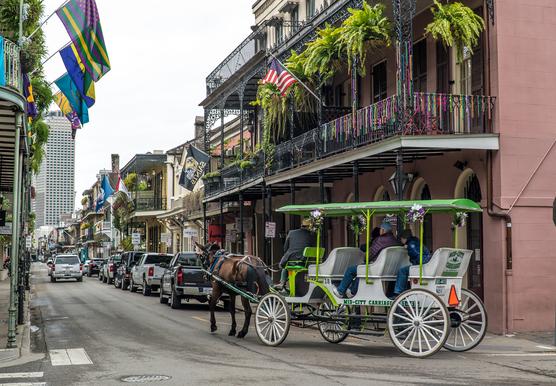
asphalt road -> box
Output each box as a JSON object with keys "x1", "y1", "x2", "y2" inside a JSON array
[{"x1": 1, "y1": 263, "x2": 555, "y2": 386}]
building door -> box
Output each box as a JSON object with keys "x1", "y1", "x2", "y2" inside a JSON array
[{"x1": 464, "y1": 173, "x2": 484, "y2": 299}]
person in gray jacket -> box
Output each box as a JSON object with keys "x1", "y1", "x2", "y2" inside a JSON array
[{"x1": 275, "y1": 218, "x2": 316, "y2": 290}]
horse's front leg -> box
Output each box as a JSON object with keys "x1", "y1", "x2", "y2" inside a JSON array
[
  {"x1": 228, "y1": 294, "x2": 237, "y2": 336},
  {"x1": 237, "y1": 297, "x2": 252, "y2": 339},
  {"x1": 210, "y1": 284, "x2": 222, "y2": 333}
]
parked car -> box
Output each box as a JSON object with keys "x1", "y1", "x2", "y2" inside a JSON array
[
  {"x1": 130, "y1": 253, "x2": 173, "y2": 296},
  {"x1": 102, "y1": 254, "x2": 121, "y2": 284},
  {"x1": 50, "y1": 254, "x2": 83, "y2": 282},
  {"x1": 86, "y1": 258, "x2": 104, "y2": 277},
  {"x1": 160, "y1": 252, "x2": 213, "y2": 308},
  {"x1": 114, "y1": 251, "x2": 144, "y2": 290}
]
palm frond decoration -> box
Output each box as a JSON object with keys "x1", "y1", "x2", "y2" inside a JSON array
[
  {"x1": 285, "y1": 51, "x2": 318, "y2": 115},
  {"x1": 338, "y1": 3, "x2": 391, "y2": 75},
  {"x1": 253, "y1": 83, "x2": 288, "y2": 142},
  {"x1": 303, "y1": 24, "x2": 343, "y2": 82},
  {"x1": 425, "y1": 0, "x2": 485, "y2": 62}
]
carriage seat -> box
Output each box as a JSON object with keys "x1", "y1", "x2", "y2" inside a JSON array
[
  {"x1": 307, "y1": 247, "x2": 364, "y2": 278},
  {"x1": 409, "y1": 248, "x2": 473, "y2": 280},
  {"x1": 356, "y1": 247, "x2": 409, "y2": 280}
]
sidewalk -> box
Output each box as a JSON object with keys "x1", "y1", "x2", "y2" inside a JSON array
[{"x1": 0, "y1": 270, "x2": 31, "y2": 364}]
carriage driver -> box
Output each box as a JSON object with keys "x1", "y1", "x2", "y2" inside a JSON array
[{"x1": 274, "y1": 218, "x2": 316, "y2": 291}]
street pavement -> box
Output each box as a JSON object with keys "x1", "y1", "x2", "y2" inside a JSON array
[{"x1": 1, "y1": 263, "x2": 555, "y2": 385}]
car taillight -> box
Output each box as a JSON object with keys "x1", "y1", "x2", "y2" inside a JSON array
[
  {"x1": 109, "y1": 265, "x2": 114, "y2": 272},
  {"x1": 177, "y1": 267, "x2": 183, "y2": 286},
  {"x1": 52, "y1": 264, "x2": 55, "y2": 271},
  {"x1": 148, "y1": 267, "x2": 154, "y2": 277},
  {"x1": 80, "y1": 264, "x2": 83, "y2": 271}
]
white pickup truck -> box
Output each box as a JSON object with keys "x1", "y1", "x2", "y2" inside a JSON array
[{"x1": 129, "y1": 253, "x2": 173, "y2": 296}]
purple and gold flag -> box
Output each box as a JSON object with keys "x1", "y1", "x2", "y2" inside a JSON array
[
  {"x1": 57, "y1": 0, "x2": 111, "y2": 82},
  {"x1": 23, "y1": 74, "x2": 38, "y2": 120}
]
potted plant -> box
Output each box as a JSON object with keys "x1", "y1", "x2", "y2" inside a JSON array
[{"x1": 202, "y1": 171, "x2": 221, "y2": 184}]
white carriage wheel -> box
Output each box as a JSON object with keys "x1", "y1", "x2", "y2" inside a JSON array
[
  {"x1": 317, "y1": 297, "x2": 349, "y2": 344},
  {"x1": 387, "y1": 289, "x2": 449, "y2": 358},
  {"x1": 255, "y1": 293, "x2": 291, "y2": 347},
  {"x1": 444, "y1": 289, "x2": 488, "y2": 352}
]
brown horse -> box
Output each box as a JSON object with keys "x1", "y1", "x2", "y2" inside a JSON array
[{"x1": 196, "y1": 242, "x2": 269, "y2": 338}]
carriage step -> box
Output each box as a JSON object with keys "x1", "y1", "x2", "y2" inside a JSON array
[{"x1": 325, "y1": 329, "x2": 385, "y2": 336}]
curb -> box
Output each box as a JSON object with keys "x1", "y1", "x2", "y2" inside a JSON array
[{"x1": 0, "y1": 286, "x2": 32, "y2": 366}]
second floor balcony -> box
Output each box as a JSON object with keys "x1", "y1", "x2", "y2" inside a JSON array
[
  {"x1": 204, "y1": 91, "x2": 496, "y2": 201},
  {"x1": 133, "y1": 196, "x2": 167, "y2": 212},
  {"x1": 1, "y1": 37, "x2": 22, "y2": 94}
]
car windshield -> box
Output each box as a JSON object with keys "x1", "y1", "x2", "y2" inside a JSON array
[
  {"x1": 177, "y1": 253, "x2": 202, "y2": 267},
  {"x1": 132, "y1": 253, "x2": 144, "y2": 263},
  {"x1": 92, "y1": 259, "x2": 104, "y2": 263},
  {"x1": 112, "y1": 256, "x2": 121, "y2": 262},
  {"x1": 55, "y1": 256, "x2": 80, "y2": 265},
  {"x1": 144, "y1": 255, "x2": 173, "y2": 265}
]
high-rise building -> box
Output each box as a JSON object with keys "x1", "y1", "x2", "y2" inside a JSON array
[{"x1": 32, "y1": 111, "x2": 75, "y2": 227}]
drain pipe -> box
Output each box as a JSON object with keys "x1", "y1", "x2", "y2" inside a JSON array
[{"x1": 486, "y1": 150, "x2": 512, "y2": 335}]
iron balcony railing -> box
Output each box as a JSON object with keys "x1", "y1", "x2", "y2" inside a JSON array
[
  {"x1": 204, "y1": 92, "x2": 495, "y2": 199},
  {"x1": 204, "y1": 155, "x2": 265, "y2": 200},
  {"x1": 133, "y1": 197, "x2": 167, "y2": 211},
  {"x1": 1, "y1": 37, "x2": 22, "y2": 93}
]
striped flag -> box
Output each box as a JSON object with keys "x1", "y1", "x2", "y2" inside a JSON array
[
  {"x1": 116, "y1": 175, "x2": 131, "y2": 199},
  {"x1": 57, "y1": 0, "x2": 111, "y2": 82},
  {"x1": 261, "y1": 59, "x2": 297, "y2": 96}
]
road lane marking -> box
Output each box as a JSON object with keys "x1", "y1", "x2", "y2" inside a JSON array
[
  {"x1": 192, "y1": 316, "x2": 209, "y2": 323},
  {"x1": 49, "y1": 348, "x2": 93, "y2": 366},
  {"x1": 484, "y1": 352, "x2": 556, "y2": 357},
  {"x1": 0, "y1": 373, "x2": 43, "y2": 379},
  {"x1": 536, "y1": 345, "x2": 556, "y2": 350},
  {"x1": 0, "y1": 383, "x2": 46, "y2": 386}
]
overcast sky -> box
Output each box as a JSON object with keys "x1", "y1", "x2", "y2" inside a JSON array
[{"x1": 41, "y1": 0, "x2": 254, "y2": 206}]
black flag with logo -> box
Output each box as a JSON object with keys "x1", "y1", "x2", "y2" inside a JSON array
[{"x1": 179, "y1": 145, "x2": 210, "y2": 191}]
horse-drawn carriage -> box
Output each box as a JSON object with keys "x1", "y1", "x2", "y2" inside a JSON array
[{"x1": 202, "y1": 199, "x2": 487, "y2": 358}]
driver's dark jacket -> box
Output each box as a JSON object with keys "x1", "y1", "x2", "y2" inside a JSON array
[{"x1": 279, "y1": 228, "x2": 315, "y2": 268}]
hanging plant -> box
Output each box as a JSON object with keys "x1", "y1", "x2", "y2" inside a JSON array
[
  {"x1": 285, "y1": 51, "x2": 318, "y2": 116},
  {"x1": 252, "y1": 82, "x2": 288, "y2": 142},
  {"x1": 303, "y1": 24, "x2": 343, "y2": 82},
  {"x1": 338, "y1": 3, "x2": 391, "y2": 75},
  {"x1": 425, "y1": 0, "x2": 485, "y2": 62}
]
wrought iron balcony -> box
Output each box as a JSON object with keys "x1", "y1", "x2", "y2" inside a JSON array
[
  {"x1": 1, "y1": 37, "x2": 22, "y2": 93},
  {"x1": 204, "y1": 156, "x2": 265, "y2": 200},
  {"x1": 133, "y1": 197, "x2": 167, "y2": 212}
]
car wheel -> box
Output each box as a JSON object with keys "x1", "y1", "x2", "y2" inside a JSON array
[
  {"x1": 98, "y1": 273, "x2": 103, "y2": 281},
  {"x1": 143, "y1": 281, "x2": 152, "y2": 296},
  {"x1": 170, "y1": 288, "x2": 181, "y2": 309},
  {"x1": 115, "y1": 276, "x2": 121, "y2": 288},
  {"x1": 121, "y1": 279, "x2": 128, "y2": 290},
  {"x1": 130, "y1": 278, "x2": 137, "y2": 292},
  {"x1": 159, "y1": 287, "x2": 168, "y2": 304},
  {"x1": 77, "y1": 276, "x2": 83, "y2": 282},
  {"x1": 50, "y1": 277, "x2": 56, "y2": 283},
  {"x1": 103, "y1": 275, "x2": 108, "y2": 283},
  {"x1": 87, "y1": 271, "x2": 92, "y2": 277}
]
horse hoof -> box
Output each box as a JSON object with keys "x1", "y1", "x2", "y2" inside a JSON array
[
  {"x1": 236, "y1": 331, "x2": 247, "y2": 339},
  {"x1": 228, "y1": 330, "x2": 236, "y2": 336},
  {"x1": 211, "y1": 325, "x2": 217, "y2": 333}
]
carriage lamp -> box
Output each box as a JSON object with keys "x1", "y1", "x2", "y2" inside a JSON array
[{"x1": 388, "y1": 171, "x2": 416, "y2": 196}]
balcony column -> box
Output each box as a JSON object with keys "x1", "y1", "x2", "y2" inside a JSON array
[
  {"x1": 261, "y1": 182, "x2": 267, "y2": 262},
  {"x1": 353, "y1": 161, "x2": 360, "y2": 202},
  {"x1": 219, "y1": 198, "x2": 224, "y2": 248},
  {"x1": 288, "y1": 95, "x2": 294, "y2": 167},
  {"x1": 202, "y1": 202, "x2": 207, "y2": 244},
  {"x1": 351, "y1": 58, "x2": 359, "y2": 147},
  {"x1": 239, "y1": 192, "x2": 244, "y2": 254},
  {"x1": 395, "y1": 150, "x2": 404, "y2": 235},
  {"x1": 319, "y1": 171, "x2": 327, "y2": 252},
  {"x1": 289, "y1": 180, "x2": 295, "y2": 230},
  {"x1": 266, "y1": 185, "x2": 272, "y2": 266},
  {"x1": 220, "y1": 104, "x2": 225, "y2": 169},
  {"x1": 392, "y1": 0, "x2": 416, "y2": 127}
]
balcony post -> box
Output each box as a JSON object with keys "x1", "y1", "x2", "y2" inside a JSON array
[
  {"x1": 319, "y1": 171, "x2": 326, "y2": 252},
  {"x1": 351, "y1": 58, "x2": 359, "y2": 147},
  {"x1": 261, "y1": 182, "x2": 267, "y2": 263},
  {"x1": 7, "y1": 119, "x2": 21, "y2": 348},
  {"x1": 220, "y1": 103, "x2": 225, "y2": 169},
  {"x1": 219, "y1": 198, "x2": 224, "y2": 247},
  {"x1": 353, "y1": 160, "x2": 360, "y2": 202},
  {"x1": 239, "y1": 192, "x2": 244, "y2": 254},
  {"x1": 266, "y1": 185, "x2": 272, "y2": 266},
  {"x1": 396, "y1": 150, "x2": 404, "y2": 235},
  {"x1": 288, "y1": 95, "x2": 294, "y2": 167},
  {"x1": 202, "y1": 202, "x2": 207, "y2": 244},
  {"x1": 289, "y1": 180, "x2": 295, "y2": 229}
]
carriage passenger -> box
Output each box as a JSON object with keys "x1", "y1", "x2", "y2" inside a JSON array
[
  {"x1": 392, "y1": 229, "x2": 431, "y2": 297},
  {"x1": 333, "y1": 222, "x2": 400, "y2": 298}
]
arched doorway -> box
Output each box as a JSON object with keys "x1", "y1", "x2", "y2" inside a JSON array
[{"x1": 455, "y1": 170, "x2": 484, "y2": 299}]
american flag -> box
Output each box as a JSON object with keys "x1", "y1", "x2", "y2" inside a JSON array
[{"x1": 261, "y1": 59, "x2": 297, "y2": 96}]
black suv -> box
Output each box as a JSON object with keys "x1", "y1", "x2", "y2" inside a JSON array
[{"x1": 114, "y1": 251, "x2": 144, "y2": 290}]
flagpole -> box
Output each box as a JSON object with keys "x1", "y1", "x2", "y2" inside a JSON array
[
  {"x1": 25, "y1": 0, "x2": 70, "y2": 42},
  {"x1": 30, "y1": 41, "x2": 72, "y2": 76},
  {"x1": 267, "y1": 51, "x2": 325, "y2": 107}
]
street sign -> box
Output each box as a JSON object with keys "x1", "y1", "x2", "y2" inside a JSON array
[
  {"x1": 25, "y1": 236, "x2": 32, "y2": 249},
  {"x1": 183, "y1": 228, "x2": 198, "y2": 238},
  {"x1": 265, "y1": 222, "x2": 276, "y2": 238},
  {"x1": 131, "y1": 233, "x2": 141, "y2": 245},
  {"x1": 0, "y1": 222, "x2": 12, "y2": 235},
  {"x1": 161, "y1": 232, "x2": 171, "y2": 245}
]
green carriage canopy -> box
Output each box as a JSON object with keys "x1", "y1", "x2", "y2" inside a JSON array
[{"x1": 276, "y1": 199, "x2": 482, "y2": 217}]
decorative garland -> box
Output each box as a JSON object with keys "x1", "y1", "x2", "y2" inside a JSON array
[
  {"x1": 349, "y1": 215, "x2": 367, "y2": 235},
  {"x1": 406, "y1": 204, "x2": 425, "y2": 224},
  {"x1": 452, "y1": 212, "x2": 468, "y2": 228}
]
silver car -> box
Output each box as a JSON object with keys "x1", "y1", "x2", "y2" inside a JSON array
[{"x1": 51, "y1": 255, "x2": 83, "y2": 282}]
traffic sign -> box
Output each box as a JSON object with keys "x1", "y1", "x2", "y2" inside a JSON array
[
  {"x1": 131, "y1": 233, "x2": 141, "y2": 245},
  {"x1": 265, "y1": 222, "x2": 276, "y2": 238}
]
